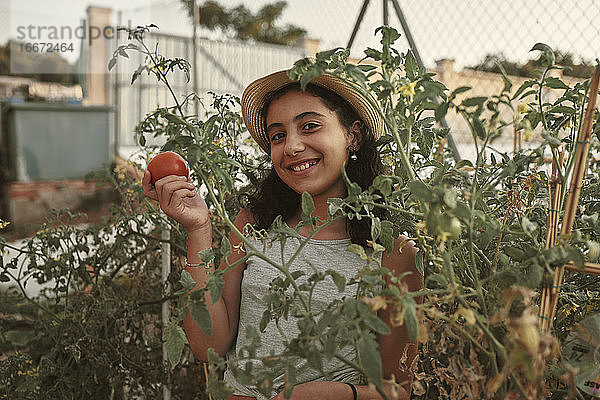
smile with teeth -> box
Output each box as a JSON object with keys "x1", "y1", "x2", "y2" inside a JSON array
[{"x1": 290, "y1": 160, "x2": 318, "y2": 172}]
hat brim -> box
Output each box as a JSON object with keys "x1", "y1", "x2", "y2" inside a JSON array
[{"x1": 241, "y1": 70, "x2": 383, "y2": 154}]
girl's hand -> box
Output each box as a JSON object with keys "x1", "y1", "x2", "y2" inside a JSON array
[{"x1": 142, "y1": 170, "x2": 210, "y2": 232}]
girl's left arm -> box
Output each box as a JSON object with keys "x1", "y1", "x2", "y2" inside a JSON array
[{"x1": 378, "y1": 235, "x2": 423, "y2": 399}]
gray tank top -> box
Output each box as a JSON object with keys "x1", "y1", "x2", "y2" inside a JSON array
[{"x1": 223, "y1": 229, "x2": 374, "y2": 399}]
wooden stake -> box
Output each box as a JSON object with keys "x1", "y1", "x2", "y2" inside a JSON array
[
  {"x1": 564, "y1": 262, "x2": 600, "y2": 275},
  {"x1": 540, "y1": 149, "x2": 563, "y2": 331},
  {"x1": 539, "y1": 68, "x2": 600, "y2": 332},
  {"x1": 203, "y1": 363, "x2": 213, "y2": 400}
]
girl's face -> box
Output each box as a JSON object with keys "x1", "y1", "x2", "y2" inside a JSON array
[{"x1": 265, "y1": 90, "x2": 356, "y2": 200}]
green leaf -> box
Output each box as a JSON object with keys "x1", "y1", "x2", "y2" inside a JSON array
[
  {"x1": 358, "y1": 64, "x2": 377, "y2": 72},
  {"x1": 363, "y1": 312, "x2": 390, "y2": 335},
  {"x1": 377, "y1": 26, "x2": 401, "y2": 46},
  {"x1": 259, "y1": 309, "x2": 271, "y2": 332},
  {"x1": 163, "y1": 112, "x2": 187, "y2": 125},
  {"x1": 357, "y1": 334, "x2": 383, "y2": 387},
  {"x1": 323, "y1": 333, "x2": 337, "y2": 359},
  {"x1": 403, "y1": 297, "x2": 419, "y2": 341},
  {"x1": 219, "y1": 236, "x2": 231, "y2": 258},
  {"x1": 542, "y1": 131, "x2": 562, "y2": 148},
  {"x1": 550, "y1": 105, "x2": 576, "y2": 114},
  {"x1": 380, "y1": 220, "x2": 394, "y2": 254},
  {"x1": 567, "y1": 247, "x2": 585, "y2": 269},
  {"x1": 131, "y1": 64, "x2": 146, "y2": 85},
  {"x1": 443, "y1": 189, "x2": 457, "y2": 209},
  {"x1": 416, "y1": 126, "x2": 434, "y2": 157},
  {"x1": 326, "y1": 269, "x2": 346, "y2": 292},
  {"x1": 408, "y1": 181, "x2": 436, "y2": 202},
  {"x1": 301, "y1": 191, "x2": 315, "y2": 225},
  {"x1": 364, "y1": 47, "x2": 382, "y2": 60},
  {"x1": 189, "y1": 300, "x2": 212, "y2": 335},
  {"x1": 205, "y1": 361, "x2": 234, "y2": 399},
  {"x1": 545, "y1": 76, "x2": 569, "y2": 89},
  {"x1": 348, "y1": 243, "x2": 367, "y2": 260},
  {"x1": 520, "y1": 216, "x2": 538, "y2": 237},
  {"x1": 415, "y1": 251, "x2": 424, "y2": 275},
  {"x1": 434, "y1": 102, "x2": 448, "y2": 122},
  {"x1": 530, "y1": 42, "x2": 555, "y2": 67},
  {"x1": 315, "y1": 47, "x2": 343, "y2": 62},
  {"x1": 449, "y1": 86, "x2": 471, "y2": 100},
  {"x1": 504, "y1": 246, "x2": 525, "y2": 261},
  {"x1": 462, "y1": 96, "x2": 487, "y2": 108},
  {"x1": 163, "y1": 323, "x2": 188, "y2": 368},
  {"x1": 371, "y1": 175, "x2": 393, "y2": 196},
  {"x1": 207, "y1": 273, "x2": 224, "y2": 304},
  {"x1": 512, "y1": 80, "x2": 537, "y2": 100},
  {"x1": 328, "y1": 197, "x2": 344, "y2": 216},
  {"x1": 300, "y1": 63, "x2": 326, "y2": 91},
  {"x1": 519, "y1": 89, "x2": 538, "y2": 100},
  {"x1": 473, "y1": 118, "x2": 486, "y2": 140},
  {"x1": 455, "y1": 159, "x2": 473, "y2": 169},
  {"x1": 306, "y1": 350, "x2": 324, "y2": 372},
  {"x1": 495, "y1": 62, "x2": 513, "y2": 92},
  {"x1": 108, "y1": 57, "x2": 117, "y2": 71},
  {"x1": 404, "y1": 50, "x2": 418, "y2": 79},
  {"x1": 198, "y1": 248, "x2": 214, "y2": 263},
  {"x1": 179, "y1": 270, "x2": 196, "y2": 291},
  {"x1": 371, "y1": 217, "x2": 381, "y2": 241}
]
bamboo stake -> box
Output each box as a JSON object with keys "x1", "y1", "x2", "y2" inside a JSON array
[
  {"x1": 564, "y1": 262, "x2": 600, "y2": 275},
  {"x1": 540, "y1": 68, "x2": 600, "y2": 332},
  {"x1": 203, "y1": 363, "x2": 213, "y2": 400},
  {"x1": 540, "y1": 150, "x2": 563, "y2": 330}
]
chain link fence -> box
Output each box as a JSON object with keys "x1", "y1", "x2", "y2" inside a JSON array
[
  {"x1": 195, "y1": 0, "x2": 600, "y2": 158},
  {"x1": 1, "y1": 0, "x2": 599, "y2": 159}
]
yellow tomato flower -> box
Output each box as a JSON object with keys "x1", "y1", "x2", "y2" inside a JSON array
[
  {"x1": 517, "y1": 102, "x2": 529, "y2": 114},
  {"x1": 398, "y1": 81, "x2": 417, "y2": 98}
]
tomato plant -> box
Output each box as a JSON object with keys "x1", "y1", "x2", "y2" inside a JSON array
[
  {"x1": 1, "y1": 24, "x2": 599, "y2": 400},
  {"x1": 147, "y1": 151, "x2": 189, "y2": 183}
]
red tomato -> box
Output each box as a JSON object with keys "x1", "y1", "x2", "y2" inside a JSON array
[{"x1": 147, "y1": 151, "x2": 189, "y2": 184}]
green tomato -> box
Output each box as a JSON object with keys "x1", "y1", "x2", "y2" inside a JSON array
[{"x1": 439, "y1": 216, "x2": 462, "y2": 240}]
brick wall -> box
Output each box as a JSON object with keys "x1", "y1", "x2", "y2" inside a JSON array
[{"x1": 4, "y1": 180, "x2": 114, "y2": 235}]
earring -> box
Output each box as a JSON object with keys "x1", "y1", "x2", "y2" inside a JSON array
[{"x1": 348, "y1": 145, "x2": 358, "y2": 161}]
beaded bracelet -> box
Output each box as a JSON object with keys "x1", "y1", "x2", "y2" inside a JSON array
[{"x1": 184, "y1": 259, "x2": 202, "y2": 268}]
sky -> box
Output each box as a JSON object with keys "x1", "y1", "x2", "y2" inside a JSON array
[{"x1": 1, "y1": 0, "x2": 599, "y2": 70}]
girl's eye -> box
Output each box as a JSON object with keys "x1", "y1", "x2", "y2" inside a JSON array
[
  {"x1": 270, "y1": 132, "x2": 285, "y2": 142},
  {"x1": 302, "y1": 122, "x2": 320, "y2": 131}
]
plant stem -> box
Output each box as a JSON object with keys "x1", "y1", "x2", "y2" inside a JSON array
[
  {"x1": 538, "y1": 68, "x2": 549, "y2": 131},
  {"x1": 138, "y1": 39, "x2": 184, "y2": 117}
]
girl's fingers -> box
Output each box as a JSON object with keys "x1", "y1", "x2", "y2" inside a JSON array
[
  {"x1": 155, "y1": 176, "x2": 193, "y2": 199},
  {"x1": 155, "y1": 177, "x2": 196, "y2": 209},
  {"x1": 141, "y1": 170, "x2": 158, "y2": 200},
  {"x1": 169, "y1": 188, "x2": 197, "y2": 207}
]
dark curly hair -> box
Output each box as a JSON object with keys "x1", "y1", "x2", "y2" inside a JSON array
[{"x1": 245, "y1": 82, "x2": 389, "y2": 246}]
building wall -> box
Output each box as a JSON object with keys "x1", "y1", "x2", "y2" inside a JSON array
[{"x1": 430, "y1": 59, "x2": 583, "y2": 160}]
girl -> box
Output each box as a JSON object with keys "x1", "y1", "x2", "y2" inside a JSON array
[{"x1": 142, "y1": 70, "x2": 422, "y2": 400}]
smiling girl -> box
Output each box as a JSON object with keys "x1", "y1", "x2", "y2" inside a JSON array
[{"x1": 143, "y1": 70, "x2": 422, "y2": 400}]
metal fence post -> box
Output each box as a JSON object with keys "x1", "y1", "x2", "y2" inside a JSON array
[{"x1": 161, "y1": 222, "x2": 171, "y2": 400}]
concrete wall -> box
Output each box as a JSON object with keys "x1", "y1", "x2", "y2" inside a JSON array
[{"x1": 429, "y1": 59, "x2": 583, "y2": 160}]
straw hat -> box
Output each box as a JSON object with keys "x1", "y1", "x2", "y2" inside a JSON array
[{"x1": 241, "y1": 70, "x2": 383, "y2": 153}]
